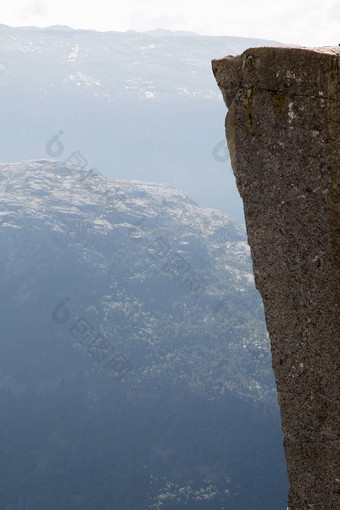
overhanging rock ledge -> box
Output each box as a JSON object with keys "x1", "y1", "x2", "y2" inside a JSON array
[{"x1": 212, "y1": 46, "x2": 340, "y2": 509}]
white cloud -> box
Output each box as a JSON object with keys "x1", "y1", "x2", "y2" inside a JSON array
[{"x1": 0, "y1": 0, "x2": 339, "y2": 47}]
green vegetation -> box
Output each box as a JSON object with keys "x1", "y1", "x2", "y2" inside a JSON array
[{"x1": 0, "y1": 162, "x2": 288, "y2": 508}]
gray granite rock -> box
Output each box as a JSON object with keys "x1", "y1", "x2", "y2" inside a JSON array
[{"x1": 212, "y1": 46, "x2": 340, "y2": 509}]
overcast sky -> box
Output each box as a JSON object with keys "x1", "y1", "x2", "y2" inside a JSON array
[{"x1": 0, "y1": 0, "x2": 339, "y2": 47}]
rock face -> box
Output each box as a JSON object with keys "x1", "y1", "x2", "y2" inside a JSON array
[{"x1": 212, "y1": 47, "x2": 340, "y2": 509}]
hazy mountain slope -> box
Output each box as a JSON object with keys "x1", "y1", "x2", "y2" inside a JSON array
[
  {"x1": 0, "y1": 160, "x2": 288, "y2": 509},
  {"x1": 0, "y1": 159, "x2": 271, "y2": 399}
]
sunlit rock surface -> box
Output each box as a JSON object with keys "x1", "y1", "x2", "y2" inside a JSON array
[{"x1": 212, "y1": 46, "x2": 340, "y2": 509}]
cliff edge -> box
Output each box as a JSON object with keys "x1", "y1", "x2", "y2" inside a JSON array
[{"x1": 212, "y1": 46, "x2": 340, "y2": 509}]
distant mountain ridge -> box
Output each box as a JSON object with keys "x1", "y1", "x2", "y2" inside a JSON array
[
  {"x1": 0, "y1": 25, "x2": 286, "y2": 220},
  {"x1": 0, "y1": 23, "x2": 285, "y2": 102}
]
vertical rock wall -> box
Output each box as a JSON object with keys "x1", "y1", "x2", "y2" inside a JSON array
[{"x1": 212, "y1": 47, "x2": 340, "y2": 509}]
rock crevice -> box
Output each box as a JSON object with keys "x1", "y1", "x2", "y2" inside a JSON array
[{"x1": 212, "y1": 46, "x2": 340, "y2": 509}]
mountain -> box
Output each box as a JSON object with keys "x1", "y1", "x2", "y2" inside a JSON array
[
  {"x1": 0, "y1": 160, "x2": 288, "y2": 509},
  {"x1": 0, "y1": 25, "x2": 284, "y2": 102},
  {"x1": 0, "y1": 25, "x2": 286, "y2": 221}
]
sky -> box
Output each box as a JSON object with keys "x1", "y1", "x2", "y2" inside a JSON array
[{"x1": 0, "y1": 0, "x2": 339, "y2": 47}]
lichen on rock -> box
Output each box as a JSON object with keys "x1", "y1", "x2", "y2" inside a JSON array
[{"x1": 212, "y1": 46, "x2": 340, "y2": 509}]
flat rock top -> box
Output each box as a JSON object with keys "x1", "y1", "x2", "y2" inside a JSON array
[
  {"x1": 214, "y1": 45, "x2": 340, "y2": 61},
  {"x1": 212, "y1": 45, "x2": 340, "y2": 107}
]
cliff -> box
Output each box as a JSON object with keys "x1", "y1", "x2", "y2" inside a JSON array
[{"x1": 212, "y1": 46, "x2": 340, "y2": 509}]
